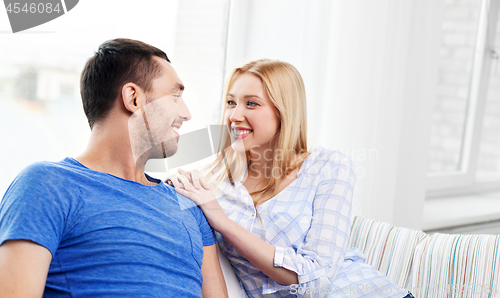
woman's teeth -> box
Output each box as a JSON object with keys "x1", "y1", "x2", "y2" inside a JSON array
[
  {"x1": 234, "y1": 129, "x2": 251, "y2": 136},
  {"x1": 172, "y1": 127, "x2": 179, "y2": 133}
]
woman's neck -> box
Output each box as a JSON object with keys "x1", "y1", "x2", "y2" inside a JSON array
[
  {"x1": 243, "y1": 150, "x2": 308, "y2": 206},
  {"x1": 247, "y1": 147, "x2": 275, "y2": 181}
]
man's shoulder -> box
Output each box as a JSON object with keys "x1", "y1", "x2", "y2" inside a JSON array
[
  {"x1": 22, "y1": 159, "x2": 70, "y2": 174},
  {"x1": 3, "y1": 158, "x2": 87, "y2": 201},
  {"x1": 15, "y1": 158, "x2": 80, "y2": 183}
]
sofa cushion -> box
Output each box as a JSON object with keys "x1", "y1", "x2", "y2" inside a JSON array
[
  {"x1": 350, "y1": 216, "x2": 500, "y2": 298},
  {"x1": 349, "y1": 216, "x2": 426, "y2": 289},
  {"x1": 407, "y1": 233, "x2": 499, "y2": 297}
]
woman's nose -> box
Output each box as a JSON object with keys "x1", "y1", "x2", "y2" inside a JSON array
[{"x1": 229, "y1": 105, "x2": 244, "y2": 123}]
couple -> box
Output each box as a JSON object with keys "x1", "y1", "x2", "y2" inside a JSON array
[{"x1": 0, "y1": 38, "x2": 409, "y2": 298}]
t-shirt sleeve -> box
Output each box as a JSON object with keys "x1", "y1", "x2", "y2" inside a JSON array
[
  {"x1": 176, "y1": 193, "x2": 216, "y2": 247},
  {"x1": 0, "y1": 162, "x2": 77, "y2": 257},
  {"x1": 193, "y1": 206, "x2": 216, "y2": 246}
]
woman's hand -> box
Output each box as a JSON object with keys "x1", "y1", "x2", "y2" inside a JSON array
[
  {"x1": 169, "y1": 169, "x2": 229, "y2": 231},
  {"x1": 168, "y1": 170, "x2": 299, "y2": 286}
]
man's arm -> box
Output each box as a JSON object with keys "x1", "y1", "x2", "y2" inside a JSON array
[
  {"x1": 201, "y1": 244, "x2": 228, "y2": 298},
  {"x1": 0, "y1": 240, "x2": 52, "y2": 298}
]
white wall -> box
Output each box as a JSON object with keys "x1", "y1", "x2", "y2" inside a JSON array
[{"x1": 226, "y1": 0, "x2": 444, "y2": 229}]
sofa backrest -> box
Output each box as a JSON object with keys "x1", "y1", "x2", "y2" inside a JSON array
[
  {"x1": 349, "y1": 216, "x2": 427, "y2": 288},
  {"x1": 408, "y1": 233, "x2": 499, "y2": 298},
  {"x1": 349, "y1": 216, "x2": 500, "y2": 298}
]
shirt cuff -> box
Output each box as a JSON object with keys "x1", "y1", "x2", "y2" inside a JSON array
[
  {"x1": 274, "y1": 246, "x2": 333, "y2": 285},
  {"x1": 274, "y1": 246, "x2": 286, "y2": 267},
  {"x1": 262, "y1": 275, "x2": 295, "y2": 295}
]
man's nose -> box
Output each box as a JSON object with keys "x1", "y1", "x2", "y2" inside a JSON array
[{"x1": 179, "y1": 98, "x2": 192, "y2": 121}]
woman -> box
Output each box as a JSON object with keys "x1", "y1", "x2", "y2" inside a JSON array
[{"x1": 171, "y1": 59, "x2": 412, "y2": 298}]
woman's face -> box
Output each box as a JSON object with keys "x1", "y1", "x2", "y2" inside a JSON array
[{"x1": 224, "y1": 73, "x2": 280, "y2": 153}]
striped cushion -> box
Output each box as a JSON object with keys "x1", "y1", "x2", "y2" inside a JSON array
[
  {"x1": 349, "y1": 216, "x2": 500, "y2": 298},
  {"x1": 408, "y1": 233, "x2": 499, "y2": 298}
]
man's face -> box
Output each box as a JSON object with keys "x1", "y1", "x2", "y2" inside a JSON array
[{"x1": 128, "y1": 57, "x2": 191, "y2": 164}]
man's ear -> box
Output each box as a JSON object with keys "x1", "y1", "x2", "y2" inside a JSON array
[{"x1": 121, "y1": 83, "x2": 141, "y2": 113}]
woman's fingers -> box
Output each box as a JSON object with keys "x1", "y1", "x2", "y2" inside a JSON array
[
  {"x1": 200, "y1": 177, "x2": 211, "y2": 190},
  {"x1": 174, "y1": 187, "x2": 201, "y2": 204},
  {"x1": 169, "y1": 175, "x2": 184, "y2": 189},
  {"x1": 178, "y1": 168, "x2": 191, "y2": 181},
  {"x1": 177, "y1": 174, "x2": 194, "y2": 192},
  {"x1": 178, "y1": 168, "x2": 195, "y2": 187},
  {"x1": 171, "y1": 169, "x2": 210, "y2": 193},
  {"x1": 178, "y1": 168, "x2": 201, "y2": 190},
  {"x1": 174, "y1": 186, "x2": 189, "y2": 197},
  {"x1": 190, "y1": 169, "x2": 201, "y2": 189}
]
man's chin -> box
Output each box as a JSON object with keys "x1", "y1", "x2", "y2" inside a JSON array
[
  {"x1": 161, "y1": 140, "x2": 178, "y2": 158},
  {"x1": 135, "y1": 143, "x2": 176, "y2": 163},
  {"x1": 140, "y1": 143, "x2": 178, "y2": 173}
]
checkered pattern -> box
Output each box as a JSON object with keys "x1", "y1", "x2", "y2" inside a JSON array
[{"x1": 215, "y1": 147, "x2": 407, "y2": 298}]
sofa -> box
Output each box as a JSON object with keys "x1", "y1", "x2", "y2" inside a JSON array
[{"x1": 219, "y1": 216, "x2": 500, "y2": 298}]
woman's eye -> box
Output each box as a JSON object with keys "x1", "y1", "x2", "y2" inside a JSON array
[
  {"x1": 247, "y1": 101, "x2": 258, "y2": 107},
  {"x1": 227, "y1": 100, "x2": 236, "y2": 106}
]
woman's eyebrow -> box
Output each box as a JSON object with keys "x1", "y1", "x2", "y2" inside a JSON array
[
  {"x1": 243, "y1": 95, "x2": 263, "y2": 100},
  {"x1": 226, "y1": 94, "x2": 263, "y2": 100}
]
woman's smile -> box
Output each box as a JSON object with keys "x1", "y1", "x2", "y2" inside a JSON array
[{"x1": 231, "y1": 126, "x2": 253, "y2": 139}]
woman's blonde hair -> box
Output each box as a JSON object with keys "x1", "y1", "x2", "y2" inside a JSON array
[{"x1": 209, "y1": 59, "x2": 308, "y2": 206}]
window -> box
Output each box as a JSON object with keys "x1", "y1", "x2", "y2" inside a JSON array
[
  {"x1": 476, "y1": 11, "x2": 500, "y2": 179},
  {"x1": 428, "y1": 0, "x2": 500, "y2": 192},
  {"x1": 428, "y1": 0, "x2": 483, "y2": 174},
  {"x1": 172, "y1": 0, "x2": 230, "y2": 128},
  {"x1": 0, "y1": 0, "x2": 230, "y2": 196}
]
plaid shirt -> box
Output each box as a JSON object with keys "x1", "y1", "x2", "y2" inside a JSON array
[{"x1": 215, "y1": 147, "x2": 407, "y2": 298}]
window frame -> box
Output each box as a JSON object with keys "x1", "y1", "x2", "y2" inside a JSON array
[{"x1": 427, "y1": 0, "x2": 500, "y2": 194}]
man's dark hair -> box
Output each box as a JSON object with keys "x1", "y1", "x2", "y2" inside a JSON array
[{"x1": 80, "y1": 38, "x2": 170, "y2": 129}]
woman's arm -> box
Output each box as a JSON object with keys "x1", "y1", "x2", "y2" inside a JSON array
[
  {"x1": 172, "y1": 171, "x2": 298, "y2": 286},
  {"x1": 262, "y1": 155, "x2": 356, "y2": 293},
  {"x1": 214, "y1": 213, "x2": 299, "y2": 286},
  {"x1": 174, "y1": 154, "x2": 356, "y2": 292}
]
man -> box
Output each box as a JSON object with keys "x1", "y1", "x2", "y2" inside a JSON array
[{"x1": 0, "y1": 38, "x2": 228, "y2": 298}]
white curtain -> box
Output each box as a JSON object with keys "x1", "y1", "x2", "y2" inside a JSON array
[{"x1": 225, "y1": 0, "x2": 444, "y2": 229}]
